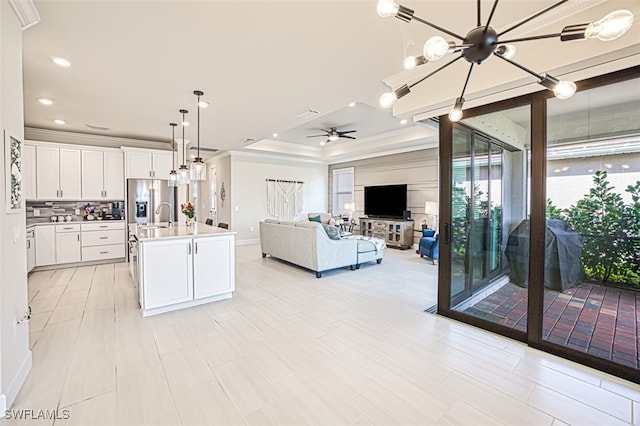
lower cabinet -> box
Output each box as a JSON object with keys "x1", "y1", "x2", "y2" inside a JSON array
[
  {"x1": 35, "y1": 225, "x2": 56, "y2": 266},
  {"x1": 56, "y1": 225, "x2": 81, "y2": 264},
  {"x1": 142, "y1": 239, "x2": 194, "y2": 310},
  {"x1": 81, "y1": 222, "x2": 126, "y2": 262},
  {"x1": 140, "y1": 234, "x2": 235, "y2": 316}
]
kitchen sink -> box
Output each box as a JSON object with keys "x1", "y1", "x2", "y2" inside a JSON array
[{"x1": 138, "y1": 224, "x2": 172, "y2": 230}]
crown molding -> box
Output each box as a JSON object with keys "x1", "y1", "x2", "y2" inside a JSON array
[
  {"x1": 8, "y1": 0, "x2": 40, "y2": 30},
  {"x1": 25, "y1": 127, "x2": 171, "y2": 150}
]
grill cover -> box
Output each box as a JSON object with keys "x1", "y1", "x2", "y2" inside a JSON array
[{"x1": 505, "y1": 219, "x2": 583, "y2": 291}]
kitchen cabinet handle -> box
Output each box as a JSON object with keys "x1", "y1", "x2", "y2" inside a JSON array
[
  {"x1": 63, "y1": 227, "x2": 73, "y2": 230},
  {"x1": 195, "y1": 242, "x2": 198, "y2": 254},
  {"x1": 99, "y1": 225, "x2": 108, "y2": 228},
  {"x1": 188, "y1": 244, "x2": 191, "y2": 255},
  {"x1": 60, "y1": 190, "x2": 63, "y2": 198},
  {"x1": 27, "y1": 240, "x2": 30, "y2": 249},
  {"x1": 99, "y1": 251, "x2": 108, "y2": 254},
  {"x1": 77, "y1": 235, "x2": 80, "y2": 241},
  {"x1": 99, "y1": 236, "x2": 108, "y2": 239}
]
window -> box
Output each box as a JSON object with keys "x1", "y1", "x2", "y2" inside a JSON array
[{"x1": 332, "y1": 167, "x2": 354, "y2": 216}]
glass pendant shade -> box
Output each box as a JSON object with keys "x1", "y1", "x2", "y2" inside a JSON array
[
  {"x1": 190, "y1": 158, "x2": 206, "y2": 181},
  {"x1": 168, "y1": 170, "x2": 179, "y2": 187},
  {"x1": 178, "y1": 165, "x2": 190, "y2": 185}
]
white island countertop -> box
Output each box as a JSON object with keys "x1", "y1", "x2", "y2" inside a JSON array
[{"x1": 135, "y1": 223, "x2": 235, "y2": 242}]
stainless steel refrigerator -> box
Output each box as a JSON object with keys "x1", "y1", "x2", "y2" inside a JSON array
[{"x1": 127, "y1": 179, "x2": 177, "y2": 225}]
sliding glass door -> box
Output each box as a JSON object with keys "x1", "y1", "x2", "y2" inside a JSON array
[{"x1": 437, "y1": 67, "x2": 640, "y2": 382}]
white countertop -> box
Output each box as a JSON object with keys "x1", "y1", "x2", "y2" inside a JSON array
[
  {"x1": 28, "y1": 219, "x2": 126, "y2": 226},
  {"x1": 135, "y1": 223, "x2": 235, "y2": 242}
]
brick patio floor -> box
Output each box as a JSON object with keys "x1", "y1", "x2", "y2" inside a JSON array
[{"x1": 463, "y1": 282, "x2": 640, "y2": 370}]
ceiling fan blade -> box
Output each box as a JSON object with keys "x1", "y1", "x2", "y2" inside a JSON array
[
  {"x1": 338, "y1": 130, "x2": 357, "y2": 135},
  {"x1": 306, "y1": 134, "x2": 326, "y2": 138},
  {"x1": 341, "y1": 135, "x2": 357, "y2": 140}
]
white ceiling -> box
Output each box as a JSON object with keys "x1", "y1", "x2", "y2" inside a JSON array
[{"x1": 21, "y1": 0, "x2": 639, "y2": 161}]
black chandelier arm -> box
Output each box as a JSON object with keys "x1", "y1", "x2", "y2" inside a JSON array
[
  {"x1": 498, "y1": 33, "x2": 561, "y2": 44},
  {"x1": 408, "y1": 54, "x2": 464, "y2": 89},
  {"x1": 495, "y1": 53, "x2": 545, "y2": 81},
  {"x1": 498, "y1": 0, "x2": 569, "y2": 38},
  {"x1": 459, "y1": 63, "x2": 475, "y2": 100},
  {"x1": 412, "y1": 15, "x2": 465, "y2": 41},
  {"x1": 483, "y1": 0, "x2": 500, "y2": 34},
  {"x1": 477, "y1": 0, "x2": 481, "y2": 27}
]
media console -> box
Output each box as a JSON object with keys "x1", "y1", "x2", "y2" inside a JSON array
[{"x1": 359, "y1": 218, "x2": 414, "y2": 249}]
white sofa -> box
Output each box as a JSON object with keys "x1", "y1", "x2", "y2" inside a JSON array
[{"x1": 260, "y1": 219, "x2": 384, "y2": 278}]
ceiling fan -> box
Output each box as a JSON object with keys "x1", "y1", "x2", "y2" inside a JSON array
[{"x1": 307, "y1": 127, "x2": 357, "y2": 145}]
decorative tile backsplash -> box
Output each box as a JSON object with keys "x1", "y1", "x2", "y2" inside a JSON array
[{"x1": 26, "y1": 200, "x2": 125, "y2": 225}]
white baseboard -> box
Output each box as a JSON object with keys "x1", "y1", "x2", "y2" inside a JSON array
[
  {"x1": 3, "y1": 350, "x2": 32, "y2": 410},
  {"x1": 236, "y1": 238, "x2": 259, "y2": 246}
]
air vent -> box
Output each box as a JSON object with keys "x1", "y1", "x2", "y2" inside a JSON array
[
  {"x1": 86, "y1": 123, "x2": 110, "y2": 131},
  {"x1": 296, "y1": 109, "x2": 320, "y2": 119},
  {"x1": 242, "y1": 138, "x2": 255, "y2": 144}
]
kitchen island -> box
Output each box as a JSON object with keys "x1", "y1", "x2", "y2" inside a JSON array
[{"x1": 134, "y1": 223, "x2": 235, "y2": 316}]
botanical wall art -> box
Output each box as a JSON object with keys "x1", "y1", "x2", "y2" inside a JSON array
[{"x1": 4, "y1": 130, "x2": 23, "y2": 213}]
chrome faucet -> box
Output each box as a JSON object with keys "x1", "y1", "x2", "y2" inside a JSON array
[{"x1": 155, "y1": 202, "x2": 174, "y2": 227}]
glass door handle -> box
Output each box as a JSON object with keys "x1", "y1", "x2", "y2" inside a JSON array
[{"x1": 443, "y1": 223, "x2": 450, "y2": 245}]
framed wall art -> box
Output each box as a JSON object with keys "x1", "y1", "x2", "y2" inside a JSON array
[{"x1": 4, "y1": 130, "x2": 24, "y2": 213}]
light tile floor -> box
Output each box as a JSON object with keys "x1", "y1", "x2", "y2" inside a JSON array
[{"x1": 3, "y1": 244, "x2": 640, "y2": 425}]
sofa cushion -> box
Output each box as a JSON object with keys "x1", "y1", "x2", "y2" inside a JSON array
[
  {"x1": 322, "y1": 224, "x2": 341, "y2": 240},
  {"x1": 309, "y1": 215, "x2": 322, "y2": 223}
]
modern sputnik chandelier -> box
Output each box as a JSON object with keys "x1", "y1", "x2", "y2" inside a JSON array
[{"x1": 376, "y1": 0, "x2": 634, "y2": 122}]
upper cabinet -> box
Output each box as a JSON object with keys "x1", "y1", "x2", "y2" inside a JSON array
[
  {"x1": 124, "y1": 149, "x2": 173, "y2": 180},
  {"x1": 35, "y1": 145, "x2": 81, "y2": 200},
  {"x1": 81, "y1": 149, "x2": 124, "y2": 200},
  {"x1": 23, "y1": 144, "x2": 36, "y2": 200}
]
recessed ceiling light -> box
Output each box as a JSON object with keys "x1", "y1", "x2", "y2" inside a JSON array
[
  {"x1": 86, "y1": 123, "x2": 110, "y2": 131},
  {"x1": 349, "y1": 102, "x2": 356, "y2": 108},
  {"x1": 198, "y1": 101, "x2": 209, "y2": 108},
  {"x1": 320, "y1": 141, "x2": 326, "y2": 146},
  {"x1": 621, "y1": 164, "x2": 630, "y2": 169},
  {"x1": 37, "y1": 98, "x2": 53, "y2": 105},
  {"x1": 52, "y1": 57, "x2": 71, "y2": 67},
  {"x1": 272, "y1": 133, "x2": 278, "y2": 138},
  {"x1": 400, "y1": 119, "x2": 408, "y2": 125},
  {"x1": 53, "y1": 119, "x2": 66, "y2": 125}
]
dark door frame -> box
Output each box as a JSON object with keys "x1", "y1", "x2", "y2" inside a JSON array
[{"x1": 437, "y1": 65, "x2": 640, "y2": 384}]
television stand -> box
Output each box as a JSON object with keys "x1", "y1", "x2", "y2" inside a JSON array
[{"x1": 359, "y1": 217, "x2": 414, "y2": 249}]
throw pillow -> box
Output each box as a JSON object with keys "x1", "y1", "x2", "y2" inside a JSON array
[
  {"x1": 422, "y1": 229, "x2": 436, "y2": 237},
  {"x1": 309, "y1": 215, "x2": 322, "y2": 223},
  {"x1": 322, "y1": 224, "x2": 342, "y2": 240}
]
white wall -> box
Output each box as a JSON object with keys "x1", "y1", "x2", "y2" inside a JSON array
[
  {"x1": 230, "y1": 153, "x2": 327, "y2": 242},
  {"x1": 1, "y1": 0, "x2": 32, "y2": 411}
]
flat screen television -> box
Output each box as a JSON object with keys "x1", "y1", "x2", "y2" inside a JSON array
[{"x1": 364, "y1": 184, "x2": 407, "y2": 219}]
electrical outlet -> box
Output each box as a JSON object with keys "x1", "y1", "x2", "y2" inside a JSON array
[
  {"x1": 75, "y1": 208, "x2": 80, "y2": 215},
  {"x1": 33, "y1": 209, "x2": 40, "y2": 216}
]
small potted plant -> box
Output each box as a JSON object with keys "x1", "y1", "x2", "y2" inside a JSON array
[{"x1": 181, "y1": 201, "x2": 195, "y2": 226}]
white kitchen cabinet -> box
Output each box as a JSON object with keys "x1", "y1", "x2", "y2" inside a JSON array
[
  {"x1": 193, "y1": 236, "x2": 235, "y2": 299},
  {"x1": 141, "y1": 239, "x2": 193, "y2": 309},
  {"x1": 23, "y1": 144, "x2": 37, "y2": 200},
  {"x1": 124, "y1": 150, "x2": 173, "y2": 180},
  {"x1": 81, "y1": 221, "x2": 126, "y2": 261},
  {"x1": 26, "y1": 227, "x2": 35, "y2": 272},
  {"x1": 56, "y1": 224, "x2": 81, "y2": 264},
  {"x1": 35, "y1": 225, "x2": 56, "y2": 266},
  {"x1": 81, "y1": 149, "x2": 124, "y2": 200},
  {"x1": 104, "y1": 151, "x2": 125, "y2": 199},
  {"x1": 36, "y1": 146, "x2": 81, "y2": 200}
]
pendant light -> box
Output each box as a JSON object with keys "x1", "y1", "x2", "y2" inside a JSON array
[
  {"x1": 178, "y1": 109, "x2": 190, "y2": 185},
  {"x1": 168, "y1": 122, "x2": 178, "y2": 187},
  {"x1": 190, "y1": 90, "x2": 207, "y2": 181}
]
